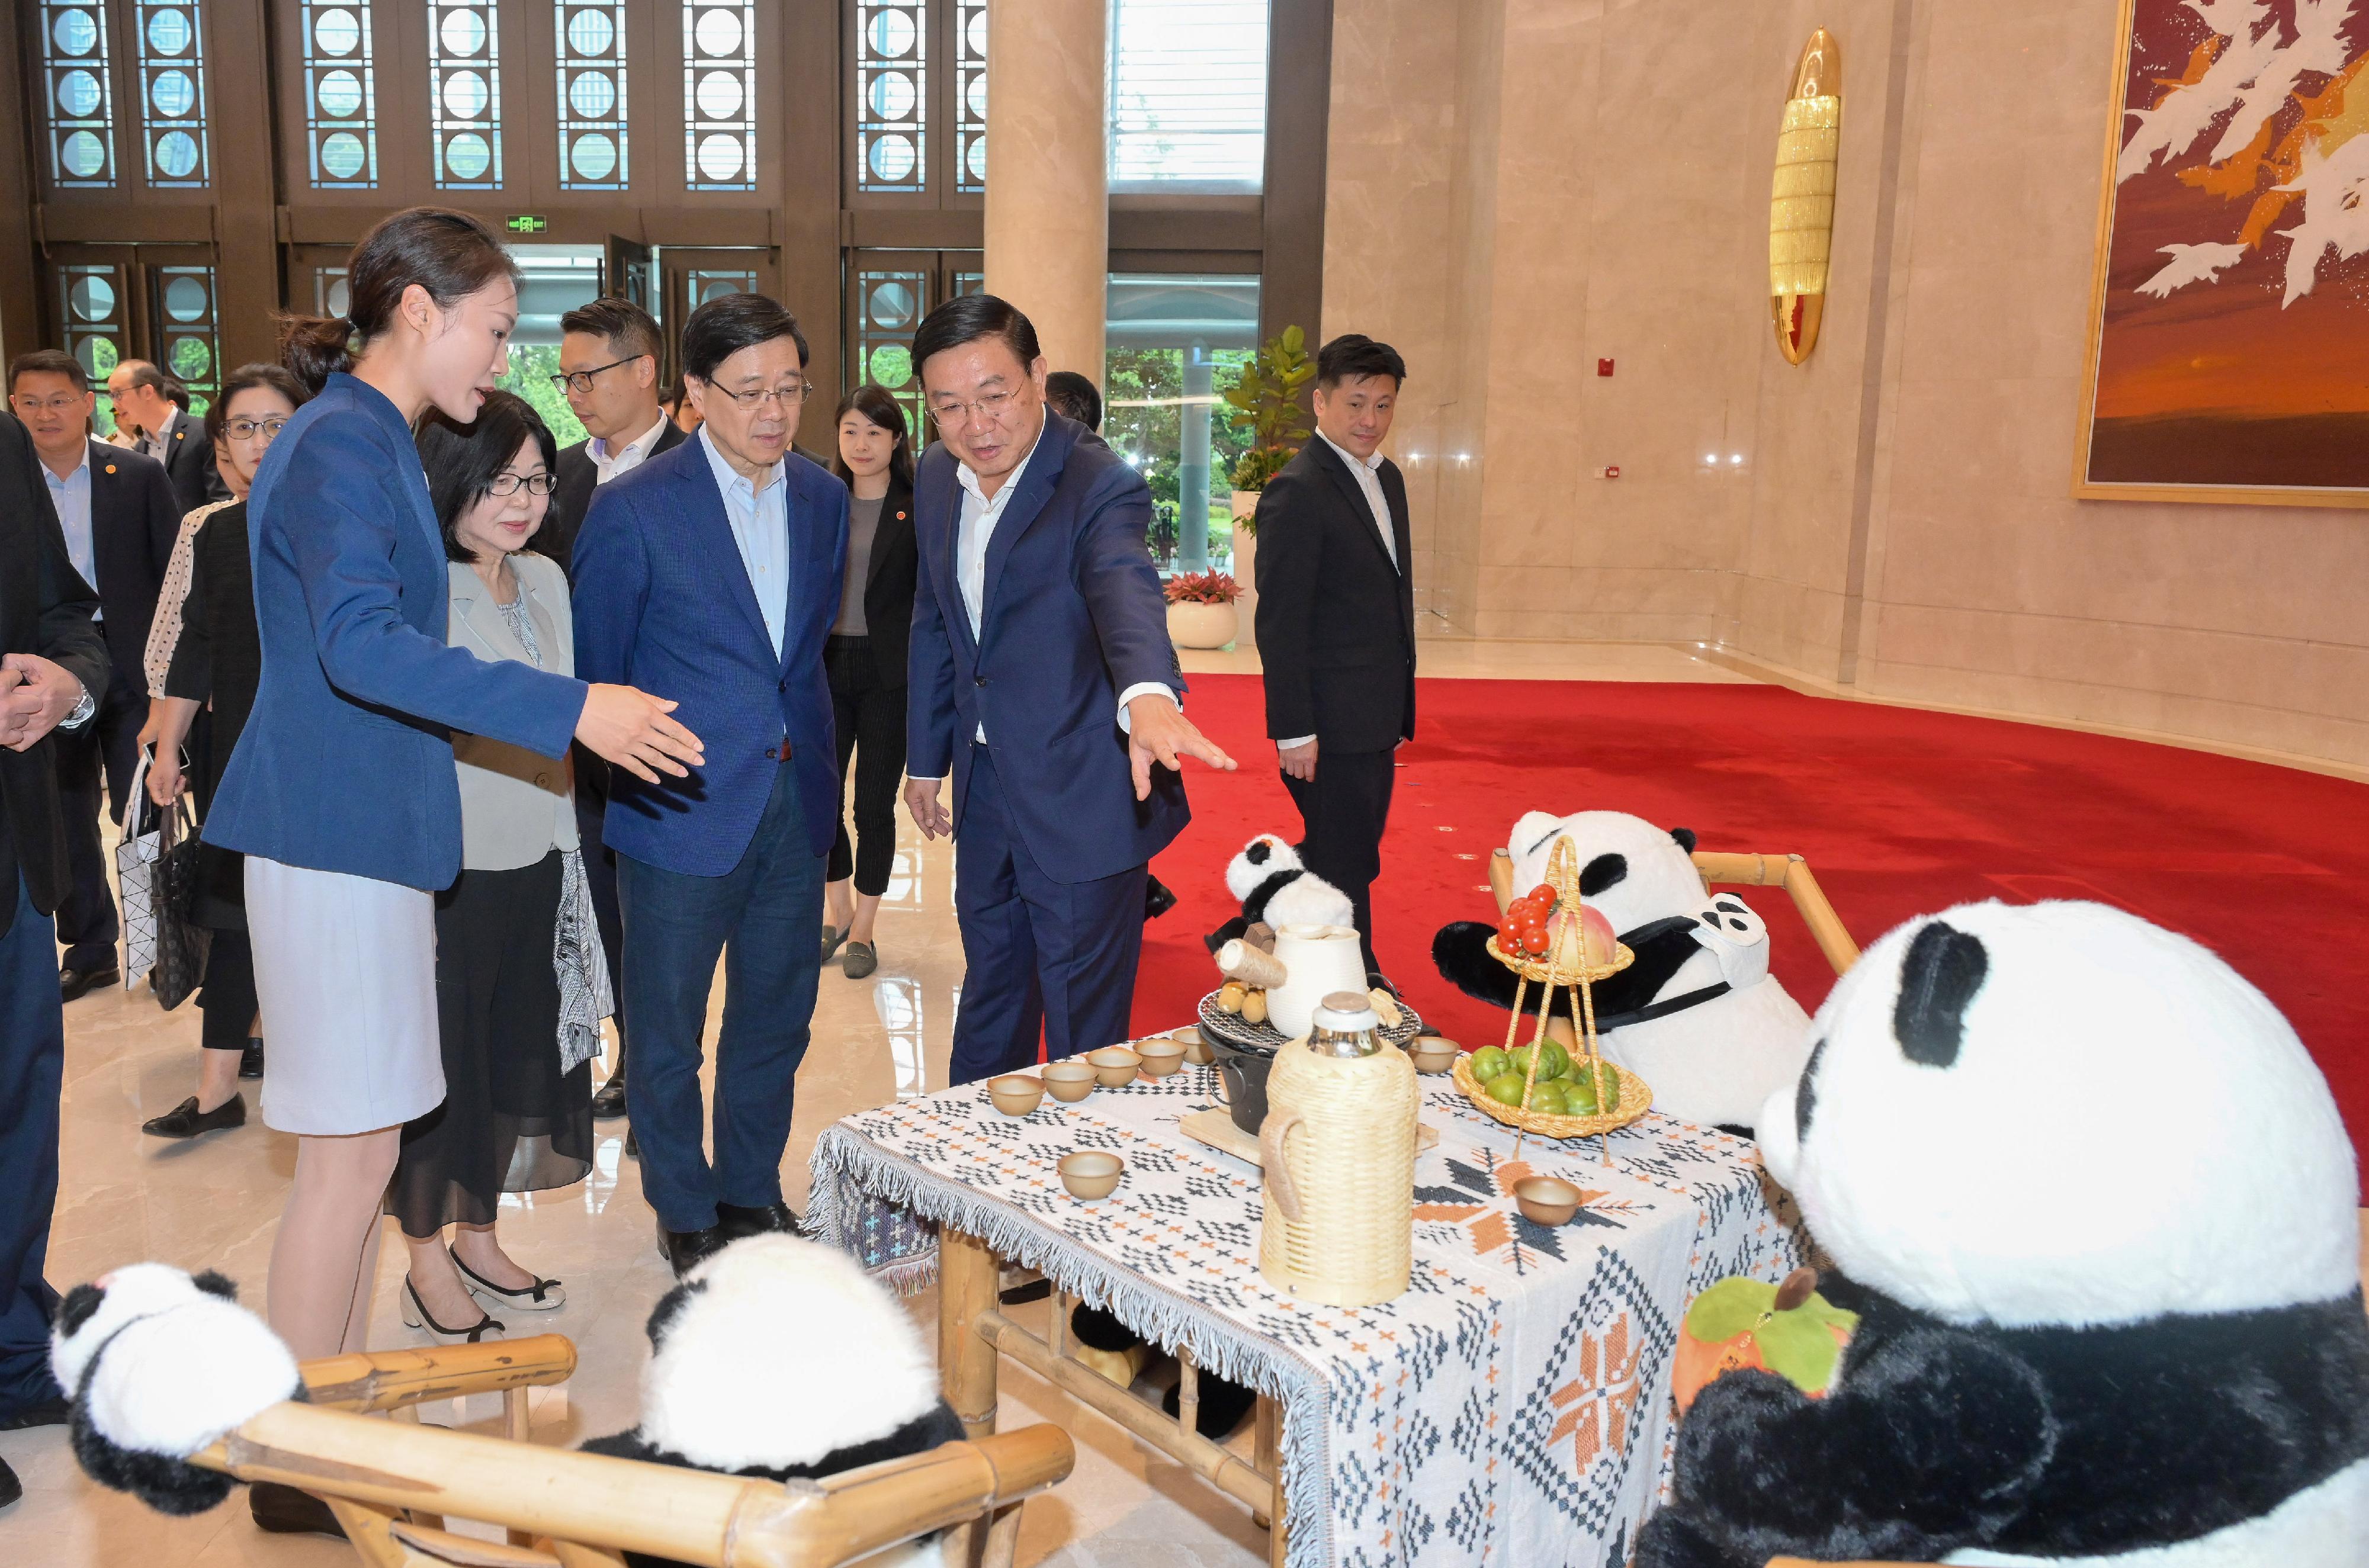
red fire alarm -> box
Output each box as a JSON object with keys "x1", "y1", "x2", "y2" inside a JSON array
[{"x1": 1597, "y1": 358, "x2": 1615, "y2": 377}]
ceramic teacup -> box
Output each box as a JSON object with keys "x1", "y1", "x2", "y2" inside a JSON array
[
  {"x1": 1058, "y1": 1151, "x2": 1124, "y2": 1200},
  {"x1": 1085, "y1": 1046, "x2": 1142, "y2": 1087},
  {"x1": 987, "y1": 1075, "x2": 1045, "y2": 1116},
  {"x1": 1135, "y1": 1039, "x2": 1187, "y2": 1077},
  {"x1": 1042, "y1": 1061, "x2": 1097, "y2": 1103},
  {"x1": 1513, "y1": 1175, "x2": 1583, "y2": 1226}
]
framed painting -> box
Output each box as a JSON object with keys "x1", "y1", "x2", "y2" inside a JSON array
[{"x1": 2076, "y1": 0, "x2": 2369, "y2": 506}]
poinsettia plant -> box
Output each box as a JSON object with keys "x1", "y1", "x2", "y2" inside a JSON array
[{"x1": 1164, "y1": 570, "x2": 1240, "y2": 605}]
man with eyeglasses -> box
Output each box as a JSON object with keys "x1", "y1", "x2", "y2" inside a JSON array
[
  {"x1": 105, "y1": 359, "x2": 228, "y2": 516},
  {"x1": 546, "y1": 296, "x2": 682, "y2": 1130},
  {"x1": 572, "y1": 293, "x2": 848, "y2": 1277},
  {"x1": 7, "y1": 351, "x2": 180, "y2": 1003},
  {"x1": 903, "y1": 295, "x2": 1237, "y2": 1088}
]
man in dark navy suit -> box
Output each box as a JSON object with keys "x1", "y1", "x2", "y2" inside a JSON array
[
  {"x1": 903, "y1": 296, "x2": 1235, "y2": 1087},
  {"x1": 572, "y1": 294, "x2": 849, "y2": 1277},
  {"x1": 0, "y1": 409, "x2": 110, "y2": 1509},
  {"x1": 105, "y1": 359, "x2": 229, "y2": 516},
  {"x1": 8, "y1": 351, "x2": 179, "y2": 1000}
]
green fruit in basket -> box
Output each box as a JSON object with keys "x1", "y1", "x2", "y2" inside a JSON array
[
  {"x1": 1564, "y1": 1073, "x2": 1600, "y2": 1116},
  {"x1": 1526, "y1": 1081, "x2": 1568, "y2": 1117},
  {"x1": 1508, "y1": 1045, "x2": 1536, "y2": 1079},
  {"x1": 1470, "y1": 1046, "x2": 1511, "y2": 1082},
  {"x1": 1484, "y1": 1074, "x2": 1527, "y2": 1108},
  {"x1": 1535, "y1": 1039, "x2": 1570, "y2": 1081}
]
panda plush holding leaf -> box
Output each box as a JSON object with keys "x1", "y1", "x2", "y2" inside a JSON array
[
  {"x1": 584, "y1": 1234, "x2": 965, "y2": 1568},
  {"x1": 1433, "y1": 810, "x2": 1815, "y2": 1130},
  {"x1": 1635, "y1": 899, "x2": 2369, "y2": 1567}
]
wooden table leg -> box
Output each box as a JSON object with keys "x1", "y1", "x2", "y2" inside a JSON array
[
  {"x1": 1250, "y1": 1393, "x2": 1277, "y2": 1530},
  {"x1": 1254, "y1": 1394, "x2": 1288, "y2": 1566},
  {"x1": 940, "y1": 1226, "x2": 1002, "y2": 1442}
]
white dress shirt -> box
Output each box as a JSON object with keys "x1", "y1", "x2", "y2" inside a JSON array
[
  {"x1": 954, "y1": 425, "x2": 1173, "y2": 744},
  {"x1": 697, "y1": 426, "x2": 789, "y2": 658},
  {"x1": 44, "y1": 448, "x2": 100, "y2": 621},
  {"x1": 590, "y1": 410, "x2": 671, "y2": 486},
  {"x1": 1276, "y1": 435, "x2": 1401, "y2": 753}
]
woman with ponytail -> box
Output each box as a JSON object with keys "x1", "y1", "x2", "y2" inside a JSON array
[{"x1": 201, "y1": 209, "x2": 702, "y2": 1535}]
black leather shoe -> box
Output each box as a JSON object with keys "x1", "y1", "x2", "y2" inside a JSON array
[
  {"x1": 251, "y1": 1480, "x2": 348, "y2": 1538},
  {"x1": 239, "y1": 1038, "x2": 264, "y2": 1079},
  {"x1": 1145, "y1": 875, "x2": 1179, "y2": 921},
  {"x1": 0, "y1": 1454, "x2": 20, "y2": 1511},
  {"x1": 624, "y1": 1126, "x2": 639, "y2": 1158},
  {"x1": 656, "y1": 1220, "x2": 731, "y2": 1277},
  {"x1": 715, "y1": 1201, "x2": 801, "y2": 1239},
  {"x1": 60, "y1": 962, "x2": 119, "y2": 1002},
  {"x1": 0, "y1": 1397, "x2": 67, "y2": 1431},
  {"x1": 590, "y1": 1075, "x2": 628, "y2": 1117},
  {"x1": 142, "y1": 1093, "x2": 247, "y2": 1139}
]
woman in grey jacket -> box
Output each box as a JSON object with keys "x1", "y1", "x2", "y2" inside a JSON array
[{"x1": 387, "y1": 392, "x2": 604, "y2": 1342}]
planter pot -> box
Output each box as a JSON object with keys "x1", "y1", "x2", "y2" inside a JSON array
[
  {"x1": 1166, "y1": 599, "x2": 1240, "y2": 650},
  {"x1": 1229, "y1": 495, "x2": 1259, "y2": 650}
]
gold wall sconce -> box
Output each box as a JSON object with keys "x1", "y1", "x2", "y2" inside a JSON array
[{"x1": 1771, "y1": 30, "x2": 1841, "y2": 364}]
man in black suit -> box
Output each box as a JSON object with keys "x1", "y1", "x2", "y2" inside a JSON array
[
  {"x1": 105, "y1": 359, "x2": 227, "y2": 516},
  {"x1": 1252, "y1": 335, "x2": 1414, "y2": 983},
  {"x1": 0, "y1": 409, "x2": 111, "y2": 1509},
  {"x1": 1045, "y1": 371, "x2": 1110, "y2": 451},
  {"x1": 8, "y1": 351, "x2": 180, "y2": 1000},
  {"x1": 548, "y1": 297, "x2": 686, "y2": 1123}
]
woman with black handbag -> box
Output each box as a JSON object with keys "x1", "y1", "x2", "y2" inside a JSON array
[{"x1": 141, "y1": 364, "x2": 309, "y2": 1139}]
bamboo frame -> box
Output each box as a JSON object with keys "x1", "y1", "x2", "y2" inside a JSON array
[
  {"x1": 1767, "y1": 1560, "x2": 1941, "y2": 1567},
  {"x1": 1488, "y1": 847, "x2": 1860, "y2": 976},
  {"x1": 187, "y1": 1336, "x2": 1070, "y2": 1568}
]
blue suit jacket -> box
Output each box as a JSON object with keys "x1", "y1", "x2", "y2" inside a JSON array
[
  {"x1": 570, "y1": 434, "x2": 848, "y2": 877},
  {"x1": 907, "y1": 410, "x2": 1187, "y2": 884},
  {"x1": 206, "y1": 374, "x2": 586, "y2": 891}
]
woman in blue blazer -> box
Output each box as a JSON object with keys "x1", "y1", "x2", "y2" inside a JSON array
[{"x1": 201, "y1": 213, "x2": 699, "y2": 1497}]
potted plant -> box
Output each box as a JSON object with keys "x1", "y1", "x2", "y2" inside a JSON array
[
  {"x1": 1164, "y1": 570, "x2": 1241, "y2": 650},
  {"x1": 1220, "y1": 326, "x2": 1314, "y2": 650}
]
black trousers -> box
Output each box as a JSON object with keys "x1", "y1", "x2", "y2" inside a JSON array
[
  {"x1": 197, "y1": 928, "x2": 256, "y2": 1052},
  {"x1": 54, "y1": 663, "x2": 145, "y2": 969},
  {"x1": 1282, "y1": 747, "x2": 1396, "y2": 976},
  {"x1": 825, "y1": 635, "x2": 907, "y2": 898}
]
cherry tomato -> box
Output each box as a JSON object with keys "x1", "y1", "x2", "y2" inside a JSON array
[
  {"x1": 1497, "y1": 918, "x2": 1526, "y2": 952},
  {"x1": 1529, "y1": 883, "x2": 1557, "y2": 906}
]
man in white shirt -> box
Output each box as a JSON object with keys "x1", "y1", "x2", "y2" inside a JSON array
[
  {"x1": 548, "y1": 296, "x2": 686, "y2": 1124},
  {"x1": 1250, "y1": 335, "x2": 1415, "y2": 984},
  {"x1": 104, "y1": 361, "x2": 226, "y2": 516},
  {"x1": 903, "y1": 295, "x2": 1235, "y2": 1085}
]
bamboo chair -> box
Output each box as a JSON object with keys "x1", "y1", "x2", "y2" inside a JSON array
[
  {"x1": 182, "y1": 1334, "x2": 1074, "y2": 1568},
  {"x1": 1487, "y1": 846, "x2": 1860, "y2": 975}
]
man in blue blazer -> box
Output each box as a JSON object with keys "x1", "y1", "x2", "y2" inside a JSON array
[
  {"x1": 572, "y1": 294, "x2": 849, "y2": 1277},
  {"x1": 902, "y1": 295, "x2": 1235, "y2": 1087}
]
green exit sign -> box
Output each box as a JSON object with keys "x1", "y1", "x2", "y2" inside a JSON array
[{"x1": 505, "y1": 214, "x2": 548, "y2": 234}]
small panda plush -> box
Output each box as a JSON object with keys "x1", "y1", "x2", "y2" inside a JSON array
[
  {"x1": 1433, "y1": 810, "x2": 1815, "y2": 1130},
  {"x1": 52, "y1": 1263, "x2": 301, "y2": 1516},
  {"x1": 1635, "y1": 899, "x2": 2369, "y2": 1568},
  {"x1": 1203, "y1": 834, "x2": 1356, "y2": 954},
  {"x1": 583, "y1": 1234, "x2": 966, "y2": 1568}
]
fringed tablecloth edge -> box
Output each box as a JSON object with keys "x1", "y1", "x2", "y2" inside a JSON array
[{"x1": 807, "y1": 1124, "x2": 1340, "y2": 1568}]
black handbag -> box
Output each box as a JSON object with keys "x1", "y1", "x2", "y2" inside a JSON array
[{"x1": 150, "y1": 795, "x2": 213, "y2": 1012}]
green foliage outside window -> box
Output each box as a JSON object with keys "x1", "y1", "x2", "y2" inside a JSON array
[
  {"x1": 1103, "y1": 344, "x2": 1253, "y2": 565},
  {"x1": 498, "y1": 344, "x2": 589, "y2": 449}
]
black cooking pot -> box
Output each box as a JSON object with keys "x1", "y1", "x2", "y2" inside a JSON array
[{"x1": 1206, "y1": 1034, "x2": 1275, "y2": 1136}]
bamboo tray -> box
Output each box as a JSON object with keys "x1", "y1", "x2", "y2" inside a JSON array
[
  {"x1": 1482, "y1": 935, "x2": 1633, "y2": 986},
  {"x1": 1451, "y1": 1053, "x2": 1654, "y2": 1141},
  {"x1": 1195, "y1": 990, "x2": 1426, "y2": 1055}
]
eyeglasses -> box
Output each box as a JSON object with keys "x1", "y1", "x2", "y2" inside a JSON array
[
  {"x1": 547, "y1": 354, "x2": 650, "y2": 397},
  {"x1": 927, "y1": 387, "x2": 1022, "y2": 430},
  {"x1": 8, "y1": 394, "x2": 86, "y2": 415},
  {"x1": 224, "y1": 416, "x2": 289, "y2": 441},
  {"x1": 703, "y1": 378, "x2": 809, "y2": 409},
  {"x1": 486, "y1": 471, "x2": 557, "y2": 497}
]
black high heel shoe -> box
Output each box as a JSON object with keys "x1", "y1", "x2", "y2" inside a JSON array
[
  {"x1": 399, "y1": 1277, "x2": 505, "y2": 1344},
  {"x1": 452, "y1": 1249, "x2": 566, "y2": 1310}
]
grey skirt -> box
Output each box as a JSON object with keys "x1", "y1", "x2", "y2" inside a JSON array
[{"x1": 245, "y1": 855, "x2": 444, "y2": 1135}]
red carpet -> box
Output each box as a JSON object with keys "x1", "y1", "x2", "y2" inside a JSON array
[{"x1": 1135, "y1": 676, "x2": 2369, "y2": 1193}]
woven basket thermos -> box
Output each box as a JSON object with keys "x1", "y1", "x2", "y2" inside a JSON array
[{"x1": 1257, "y1": 992, "x2": 1418, "y2": 1306}]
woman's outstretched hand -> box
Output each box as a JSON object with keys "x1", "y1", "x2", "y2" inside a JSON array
[{"x1": 576, "y1": 685, "x2": 705, "y2": 783}]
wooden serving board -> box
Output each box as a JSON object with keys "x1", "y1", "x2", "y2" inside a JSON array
[{"x1": 1179, "y1": 1107, "x2": 1439, "y2": 1168}]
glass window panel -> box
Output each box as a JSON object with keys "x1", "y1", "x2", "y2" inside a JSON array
[
  {"x1": 56, "y1": 265, "x2": 127, "y2": 432},
  {"x1": 41, "y1": 3, "x2": 118, "y2": 188},
  {"x1": 556, "y1": 1, "x2": 628, "y2": 190},
  {"x1": 853, "y1": 265, "x2": 930, "y2": 438},
  {"x1": 1106, "y1": 273, "x2": 1261, "y2": 572},
  {"x1": 428, "y1": 1, "x2": 503, "y2": 189},
  {"x1": 1108, "y1": 0, "x2": 1267, "y2": 191},
  {"x1": 686, "y1": 269, "x2": 757, "y2": 314},
  {"x1": 955, "y1": 0, "x2": 986, "y2": 193},
  {"x1": 855, "y1": 1, "x2": 925, "y2": 195},
  {"x1": 135, "y1": 3, "x2": 210, "y2": 186},
  {"x1": 152, "y1": 266, "x2": 221, "y2": 413},
  {"x1": 303, "y1": 1, "x2": 378, "y2": 187},
  {"x1": 682, "y1": 0, "x2": 755, "y2": 191}
]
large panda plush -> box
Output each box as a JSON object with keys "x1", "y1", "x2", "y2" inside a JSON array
[
  {"x1": 584, "y1": 1234, "x2": 966, "y2": 1568},
  {"x1": 1635, "y1": 899, "x2": 2369, "y2": 1568},
  {"x1": 1433, "y1": 810, "x2": 1815, "y2": 1130},
  {"x1": 1203, "y1": 833, "x2": 1357, "y2": 953},
  {"x1": 51, "y1": 1263, "x2": 301, "y2": 1516}
]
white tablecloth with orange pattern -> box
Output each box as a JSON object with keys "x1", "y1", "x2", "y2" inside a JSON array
[{"x1": 808, "y1": 1064, "x2": 1806, "y2": 1568}]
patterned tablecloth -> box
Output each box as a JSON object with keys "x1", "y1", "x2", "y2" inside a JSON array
[{"x1": 808, "y1": 1063, "x2": 1806, "y2": 1568}]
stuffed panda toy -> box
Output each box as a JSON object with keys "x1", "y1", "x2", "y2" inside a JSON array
[
  {"x1": 1204, "y1": 834, "x2": 1356, "y2": 954},
  {"x1": 1433, "y1": 811, "x2": 1815, "y2": 1130},
  {"x1": 583, "y1": 1234, "x2": 966, "y2": 1568},
  {"x1": 1635, "y1": 899, "x2": 2369, "y2": 1568},
  {"x1": 52, "y1": 1263, "x2": 301, "y2": 1516}
]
